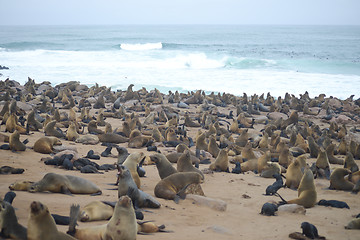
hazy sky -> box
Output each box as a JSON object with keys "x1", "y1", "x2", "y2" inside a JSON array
[{"x1": 1, "y1": 0, "x2": 360, "y2": 25}]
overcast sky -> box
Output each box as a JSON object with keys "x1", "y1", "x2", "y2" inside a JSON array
[{"x1": 1, "y1": 0, "x2": 360, "y2": 25}]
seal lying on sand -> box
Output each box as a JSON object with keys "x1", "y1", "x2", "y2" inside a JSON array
[{"x1": 28, "y1": 173, "x2": 102, "y2": 195}]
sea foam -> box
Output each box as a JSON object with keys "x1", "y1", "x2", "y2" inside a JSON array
[{"x1": 120, "y1": 42, "x2": 162, "y2": 51}]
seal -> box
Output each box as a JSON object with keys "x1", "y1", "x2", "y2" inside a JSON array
[
  {"x1": 44, "y1": 120, "x2": 65, "y2": 138},
  {"x1": 116, "y1": 146, "x2": 130, "y2": 165},
  {"x1": 150, "y1": 153, "x2": 178, "y2": 179},
  {"x1": 87, "y1": 120, "x2": 104, "y2": 135},
  {"x1": 345, "y1": 218, "x2": 360, "y2": 229},
  {"x1": 177, "y1": 151, "x2": 204, "y2": 179},
  {"x1": 117, "y1": 165, "x2": 160, "y2": 209},
  {"x1": 122, "y1": 152, "x2": 144, "y2": 189},
  {"x1": 315, "y1": 149, "x2": 330, "y2": 179},
  {"x1": 329, "y1": 168, "x2": 354, "y2": 191},
  {"x1": 28, "y1": 173, "x2": 102, "y2": 195},
  {"x1": 260, "y1": 202, "x2": 278, "y2": 216},
  {"x1": 0, "y1": 199, "x2": 27, "y2": 240},
  {"x1": 265, "y1": 173, "x2": 284, "y2": 195},
  {"x1": 79, "y1": 201, "x2": 114, "y2": 222},
  {"x1": 209, "y1": 149, "x2": 229, "y2": 172},
  {"x1": 207, "y1": 135, "x2": 220, "y2": 158},
  {"x1": 33, "y1": 136, "x2": 62, "y2": 154},
  {"x1": 165, "y1": 152, "x2": 200, "y2": 164},
  {"x1": 98, "y1": 133, "x2": 128, "y2": 144},
  {"x1": 344, "y1": 152, "x2": 359, "y2": 173},
  {"x1": 154, "y1": 172, "x2": 203, "y2": 203},
  {"x1": 285, "y1": 158, "x2": 304, "y2": 189},
  {"x1": 301, "y1": 222, "x2": 319, "y2": 239},
  {"x1": 6, "y1": 113, "x2": 27, "y2": 134},
  {"x1": 27, "y1": 201, "x2": 75, "y2": 240},
  {"x1": 9, "y1": 180, "x2": 34, "y2": 191},
  {"x1": 326, "y1": 143, "x2": 344, "y2": 165},
  {"x1": 27, "y1": 110, "x2": 43, "y2": 131},
  {"x1": 317, "y1": 199, "x2": 350, "y2": 209},
  {"x1": 279, "y1": 168, "x2": 317, "y2": 208},
  {"x1": 9, "y1": 130, "x2": 26, "y2": 151},
  {"x1": 66, "y1": 122, "x2": 79, "y2": 141}
]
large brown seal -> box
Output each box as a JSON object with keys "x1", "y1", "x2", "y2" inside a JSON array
[
  {"x1": 177, "y1": 150, "x2": 204, "y2": 179},
  {"x1": 29, "y1": 173, "x2": 102, "y2": 195},
  {"x1": 285, "y1": 158, "x2": 304, "y2": 189},
  {"x1": 329, "y1": 168, "x2": 354, "y2": 191},
  {"x1": 209, "y1": 149, "x2": 229, "y2": 172},
  {"x1": 9, "y1": 130, "x2": 26, "y2": 151},
  {"x1": 27, "y1": 201, "x2": 75, "y2": 240},
  {"x1": 150, "y1": 153, "x2": 178, "y2": 179},
  {"x1": 154, "y1": 172, "x2": 203, "y2": 203},
  {"x1": 117, "y1": 165, "x2": 160, "y2": 208},
  {"x1": 33, "y1": 136, "x2": 62, "y2": 154},
  {"x1": 68, "y1": 196, "x2": 137, "y2": 240},
  {"x1": 280, "y1": 168, "x2": 317, "y2": 208},
  {"x1": 0, "y1": 199, "x2": 27, "y2": 239}
]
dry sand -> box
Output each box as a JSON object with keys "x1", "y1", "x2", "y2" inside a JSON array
[{"x1": 0, "y1": 92, "x2": 360, "y2": 240}]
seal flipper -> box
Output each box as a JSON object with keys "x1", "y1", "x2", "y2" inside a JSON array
[
  {"x1": 3, "y1": 191, "x2": 16, "y2": 204},
  {"x1": 60, "y1": 186, "x2": 73, "y2": 196},
  {"x1": 274, "y1": 192, "x2": 288, "y2": 206},
  {"x1": 174, "y1": 183, "x2": 192, "y2": 204},
  {"x1": 67, "y1": 204, "x2": 80, "y2": 236},
  {"x1": 51, "y1": 214, "x2": 70, "y2": 225}
]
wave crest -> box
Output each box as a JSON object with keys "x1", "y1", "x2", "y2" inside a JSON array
[{"x1": 120, "y1": 42, "x2": 162, "y2": 51}]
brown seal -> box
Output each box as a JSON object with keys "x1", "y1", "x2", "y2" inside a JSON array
[
  {"x1": 281, "y1": 168, "x2": 317, "y2": 208},
  {"x1": 87, "y1": 120, "x2": 104, "y2": 135},
  {"x1": 9, "y1": 130, "x2": 26, "y2": 151},
  {"x1": 154, "y1": 172, "x2": 203, "y2": 202},
  {"x1": 326, "y1": 143, "x2": 344, "y2": 165},
  {"x1": 0, "y1": 199, "x2": 27, "y2": 239},
  {"x1": 177, "y1": 151, "x2": 204, "y2": 179},
  {"x1": 66, "y1": 122, "x2": 79, "y2": 141},
  {"x1": 44, "y1": 120, "x2": 65, "y2": 138},
  {"x1": 207, "y1": 135, "x2": 220, "y2": 158},
  {"x1": 285, "y1": 158, "x2": 304, "y2": 189},
  {"x1": 27, "y1": 201, "x2": 75, "y2": 240},
  {"x1": 344, "y1": 152, "x2": 359, "y2": 173},
  {"x1": 29, "y1": 173, "x2": 102, "y2": 195},
  {"x1": 123, "y1": 152, "x2": 144, "y2": 189},
  {"x1": 329, "y1": 168, "x2": 354, "y2": 191},
  {"x1": 6, "y1": 113, "x2": 27, "y2": 134},
  {"x1": 68, "y1": 196, "x2": 137, "y2": 240},
  {"x1": 209, "y1": 149, "x2": 229, "y2": 172},
  {"x1": 345, "y1": 218, "x2": 360, "y2": 229},
  {"x1": 165, "y1": 152, "x2": 200, "y2": 164},
  {"x1": 150, "y1": 153, "x2": 178, "y2": 179},
  {"x1": 27, "y1": 110, "x2": 43, "y2": 131},
  {"x1": 33, "y1": 136, "x2": 62, "y2": 154},
  {"x1": 97, "y1": 133, "x2": 128, "y2": 144},
  {"x1": 79, "y1": 201, "x2": 114, "y2": 222},
  {"x1": 260, "y1": 162, "x2": 281, "y2": 178},
  {"x1": 9, "y1": 180, "x2": 34, "y2": 191}
]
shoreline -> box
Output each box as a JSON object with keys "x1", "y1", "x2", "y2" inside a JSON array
[{"x1": 0, "y1": 79, "x2": 360, "y2": 239}]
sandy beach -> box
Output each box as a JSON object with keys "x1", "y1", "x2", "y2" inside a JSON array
[{"x1": 0, "y1": 80, "x2": 360, "y2": 240}]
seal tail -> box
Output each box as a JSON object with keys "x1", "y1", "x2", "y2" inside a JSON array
[{"x1": 67, "y1": 204, "x2": 80, "y2": 236}]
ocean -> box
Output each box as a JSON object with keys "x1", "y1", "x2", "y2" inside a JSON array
[{"x1": 0, "y1": 25, "x2": 359, "y2": 99}]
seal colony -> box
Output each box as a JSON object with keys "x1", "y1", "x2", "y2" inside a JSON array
[{"x1": 0, "y1": 78, "x2": 360, "y2": 239}]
